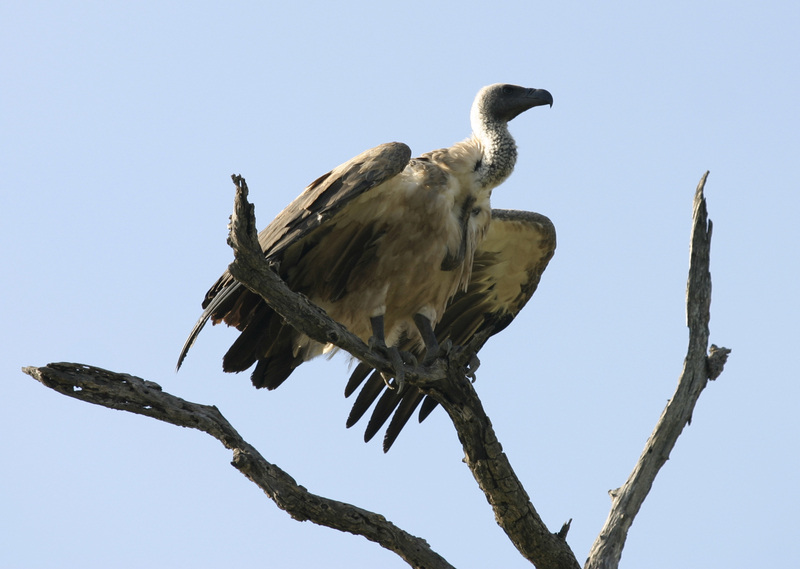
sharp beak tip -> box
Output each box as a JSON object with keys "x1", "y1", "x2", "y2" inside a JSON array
[{"x1": 528, "y1": 88, "x2": 554, "y2": 108}]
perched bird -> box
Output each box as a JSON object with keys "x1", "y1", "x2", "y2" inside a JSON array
[
  {"x1": 345, "y1": 208, "x2": 556, "y2": 451},
  {"x1": 177, "y1": 84, "x2": 552, "y2": 404}
]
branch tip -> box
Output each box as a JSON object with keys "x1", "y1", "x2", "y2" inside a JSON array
[
  {"x1": 586, "y1": 172, "x2": 727, "y2": 569},
  {"x1": 557, "y1": 519, "x2": 572, "y2": 539}
]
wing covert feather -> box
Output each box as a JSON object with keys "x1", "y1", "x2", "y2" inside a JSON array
[{"x1": 257, "y1": 142, "x2": 411, "y2": 261}]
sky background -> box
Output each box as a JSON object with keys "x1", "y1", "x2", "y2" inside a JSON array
[{"x1": 2, "y1": 1, "x2": 799, "y2": 568}]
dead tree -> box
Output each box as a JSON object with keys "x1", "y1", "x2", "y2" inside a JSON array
[{"x1": 23, "y1": 172, "x2": 729, "y2": 569}]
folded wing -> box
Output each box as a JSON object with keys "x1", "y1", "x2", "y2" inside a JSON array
[{"x1": 177, "y1": 142, "x2": 412, "y2": 387}]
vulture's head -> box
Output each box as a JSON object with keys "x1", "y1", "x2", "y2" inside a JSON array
[{"x1": 471, "y1": 83, "x2": 553, "y2": 126}]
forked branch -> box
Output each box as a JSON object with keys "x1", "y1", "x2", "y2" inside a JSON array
[
  {"x1": 22, "y1": 172, "x2": 729, "y2": 569},
  {"x1": 225, "y1": 174, "x2": 580, "y2": 569}
]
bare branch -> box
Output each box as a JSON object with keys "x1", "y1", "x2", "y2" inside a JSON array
[
  {"x1": 24, "y1": 172, "x2": 729, "y2": 569},
  {"x1": 21, "y1": 362, "x2": 454, "y2": 569},
  {"x1": 584, "y1": 172, "x2": 731, "y2": 569},
  {"x1": 225, "y1": 174, "x2": 580, "y2": 569}
]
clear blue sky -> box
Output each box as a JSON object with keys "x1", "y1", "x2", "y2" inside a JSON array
[{"x1": 2, "y1": 1, "x2": 798, "y2": 568}]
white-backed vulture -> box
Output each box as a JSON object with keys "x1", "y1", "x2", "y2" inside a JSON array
[
  {"x1": 345, "y1": 208, "x2": 556, "y2": 451},
  {"x1": 177, "y1": 83, "x2": 553, "y2": 406}
]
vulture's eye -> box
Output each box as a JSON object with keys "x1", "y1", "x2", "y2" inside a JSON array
[{"x1": 502, "y1": 86, "x2": 513, "y2": 95}]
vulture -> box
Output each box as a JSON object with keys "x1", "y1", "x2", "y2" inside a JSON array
[{"x1": 177, "y1": 83, "x2": 554, "y2": 444}]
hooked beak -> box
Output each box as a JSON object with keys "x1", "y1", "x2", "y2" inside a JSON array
[{"x1": 525, "y1": 88, "x2": 553, "y2": 108}]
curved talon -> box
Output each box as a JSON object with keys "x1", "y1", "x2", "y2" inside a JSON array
[
  {"x1": 400, "y1": 351, "x2": 418, "y2": 368},
  {"x1": 465, "y1": 353, "x2": 481, "y2": 383},
  {"x1": 387, "y1": 345, "x2": 407, "y2": 392},
  {"x1": 372, "y1": 344, "x2": 405, "y2": 393},
  {"x1": 381, "y1": 371, "x2": 406, "y2": 392}
]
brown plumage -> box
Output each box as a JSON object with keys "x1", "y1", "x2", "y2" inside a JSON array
[
  {"x1": 345, "y1": 209, "x2": 557, "y2": 451},
  {"x1": 177, "y1": 84, "x2": 553, "y2": 411}
]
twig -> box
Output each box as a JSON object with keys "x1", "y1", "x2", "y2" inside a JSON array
[
  {"x1": 21, "y1": 362, "x2": 454, "y2": 569},
  {"x1": 584, "y1": 172, "x2": 731, "y2": 569}
]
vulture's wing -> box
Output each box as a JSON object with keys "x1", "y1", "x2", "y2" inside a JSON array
[
  {"x1": 345, "y1": 209, "x2": 557, "y2": 451},
  {"x1": 177, "y1": 142, "x2": 412, "y2": 370}
]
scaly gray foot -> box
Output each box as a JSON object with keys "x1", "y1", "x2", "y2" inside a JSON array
[{"x1": 368, "y1": 332, "x2": 407, "y2": 392}]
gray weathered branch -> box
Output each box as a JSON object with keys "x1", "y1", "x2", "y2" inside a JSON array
[
  {"x1": 584, "y1": 172, "x2": 731, "y2": 569},
  {"x1": 226, "y1": 174, "x2": 580, "y2": 569},
  {"x1": 21, "y1": 174, "x2": 580, "y2": 569},
  {"x1": 23, "y1": 172, "x2": 729, "y2": 569},
  {"x1": 21, "y1": 362, "x2": 454, "y2": 569}
]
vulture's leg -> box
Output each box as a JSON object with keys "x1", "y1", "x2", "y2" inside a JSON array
[
  {"x1": 413, "y1": 314, "x2": 452, "y2": 365},
  {"x1": 368, "y1": 315, "x2": 406, "y2": 391}
]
